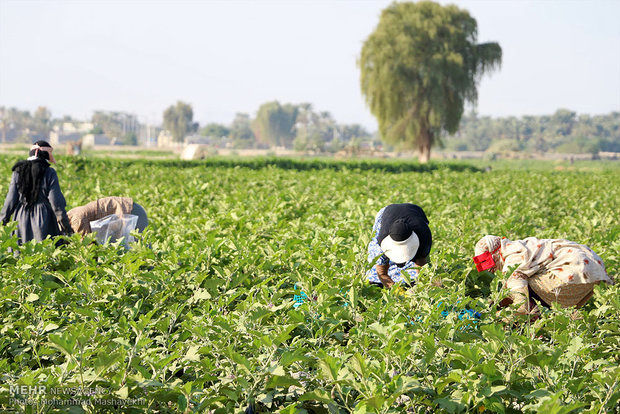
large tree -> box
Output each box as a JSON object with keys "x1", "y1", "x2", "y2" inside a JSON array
[
  {"x1": 229, "y1": 113, "x2": 256, "y2": 148},
  {"x1": 292, "y1": 104, "x2": 338, "y2": 152},
  {"x1": 359, "y1": 1, "x2": 502, "y2": 162},
  {"x1": 251, "y1": 101, "x2": 298, "y2": 148},
  {"x1": 33, "y1": 106, "x2": 52, "y2": 136},
  {"x1": 163, "y1": 101, "x2": 195, "y2": 142}
]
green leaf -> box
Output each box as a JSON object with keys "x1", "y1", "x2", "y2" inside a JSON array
[
  {"x1": 365, "y1": 394, "x2": 385, "y2": 410},
  {"x1": 280, "y1": 349, "x2": 309, "y2": 367},
  {"x1": 433, "y1": 397, "x2": 467, "y2": 413},
  {"x1": 266, "y1": 375, "x2": 301, "y2": 389},
  {"x1": 229, "y1": 349, "x2": 251, "y2": 373},
  {"x1": 48, "y1": 333, "x2": 76, "y2": 356},
  {"x1": 299, "y1": 390, "x2": 332, "y2": 404},
  {"x1": 353, "y1": 402, "x2": 367, "y2": 414},
  {"x1": 273, "y1": 324, "x2": 299, "y2": 346},
  {"x1": 565, "y1": 337, "x2": 584, "y2": 358},
  {"x1": 43, "y1": 323, "x2": 59, "y2": 332},
  {"x1": 480, "y1": 324, "x2": 506, "y2": 343},
  {"x1": 177, "y1": 394, "x2": 188, "y2": 412},
  {"x1": 192, "y1": 288, "x2": 211, "y2": 301},
  {"x1": 277, "y1": 404, "x2": 304, "y2": 414},
  {"x1": 115, "y1": 386, "x2": 129, "y2": 399},
  {"x1": 317, "y1": 352, "x2": 341, "y2": 382},
  {"x1": 94, "y1": 351, "x2": 123, "y2": 374},
  {"x1": 25, "y1": 293, "x2": 39, "y2": 302},
  {"x1": 184, "y1": 345, "x2": 201, "y2": 362}
]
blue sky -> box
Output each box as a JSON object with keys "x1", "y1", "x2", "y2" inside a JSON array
[{"x1": 1, "y1": 0, "x2": 619, "y2": 130}]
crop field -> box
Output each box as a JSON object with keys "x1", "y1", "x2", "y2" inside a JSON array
[{"x1": 0, "y1": 156, "x2": 618, "y2": 413}]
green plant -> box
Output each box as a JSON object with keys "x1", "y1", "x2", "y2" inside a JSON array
[{"x1": 0, "y1": 156, "x2": 618, "y2": 413}]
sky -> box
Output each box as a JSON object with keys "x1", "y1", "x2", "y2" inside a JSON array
[{"x1": 1, "y1": 0, "x2": 619, "y2": 130}]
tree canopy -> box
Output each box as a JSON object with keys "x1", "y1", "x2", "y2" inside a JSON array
[
  {"x1": 200, "y1": 123, "x2": 230, "y2": 139},
  {"x1": 163, "y1": 101, "x2": 196, "y2": 142},
  {"x1": 32, "y1": 106, "x2": 52, "y2": 136},
  {"x1": 359, "y1": 1, "x2": 502, "y2": 161},
  {"x1": 251, "y1": 101, "x2": 298, "y2": 147},
  {"x1": 446, "y1": 110, "x2": 620, "y2": 154},
  {"x1": 229, "y1": 113, "x2": 256, "y2": 148}
]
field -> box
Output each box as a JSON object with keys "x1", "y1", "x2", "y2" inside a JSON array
[{"x1": 0, "y1": 156, "x2": 618, "y2": 413}]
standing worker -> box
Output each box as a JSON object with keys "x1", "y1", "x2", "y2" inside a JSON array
[
  {"x1": 67, "y1": 196, "x2": 148, "y2": 235},
  {"x1": 367, "y1": 203, "x2": 432, "y2": 288},
  {"x1": 0, "y1": 141, "x2": 72, "y2": 243}
]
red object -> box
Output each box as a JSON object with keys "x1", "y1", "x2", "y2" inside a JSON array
[{"x1": 473, "y1": 251, "x2": 496, "y2": 272}]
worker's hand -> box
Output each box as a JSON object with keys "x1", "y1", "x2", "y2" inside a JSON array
[
  {"x1": 376, "y1": 264, "x2": 394, "y2": 288},
  {"x1": 58, "y1": 214, "x2": 74, "y2": 236},
  {"x1": 382, "y1": 279, "x2": 395, "y2": 289}
]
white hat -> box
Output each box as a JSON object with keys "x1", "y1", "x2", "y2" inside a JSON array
[{"x1": 380, "y1": 231, "x2": 420, "y2": 264}]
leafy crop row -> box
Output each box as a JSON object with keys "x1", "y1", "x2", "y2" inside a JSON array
[{"x1": 0, "y1": 156, "x2": 618, "y2": 413}]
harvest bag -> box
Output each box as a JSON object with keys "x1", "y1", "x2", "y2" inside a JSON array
[{"x1": 90, "y1": 214, "x2": 138, "y2": 247}]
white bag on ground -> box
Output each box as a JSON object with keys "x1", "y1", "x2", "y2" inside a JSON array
[{"x1": 89, "y1": 214, "x2": 138, "y2": 247}]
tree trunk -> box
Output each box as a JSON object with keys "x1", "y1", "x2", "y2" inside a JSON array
[
  {"x1": 418, "y1": 145, "x2": 430, "y2": 163},
  {"x1": 418, "y1": 129, "x2": 432, "y2": 163}
]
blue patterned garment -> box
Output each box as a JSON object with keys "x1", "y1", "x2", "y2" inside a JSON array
[{"x1": 366, "y1": 207, "x2": 420, "y2": 284}]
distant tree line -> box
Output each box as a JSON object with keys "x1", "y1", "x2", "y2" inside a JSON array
[
  {"x1": 91, "y1": 111, "x2": 141, "y2": 145},
  {"x1": 2, "y1": 104, "x2": 618, "y2": 155},
  {"x1": 163, "y1": 100, "x2": 375, "y2": 152},
  {"x1": 0, "y1": 106, "x2": 142, "y2": 145},
  {"x1": 445, "y1": 109, "x2": 620, "y2": 154},
  {"x1": 0, "y1": 106, "x2": 53, "y2": 143}
]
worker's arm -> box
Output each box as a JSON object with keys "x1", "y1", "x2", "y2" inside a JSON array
[
  {"x1": 0, "y1": 172, "x2": 19, "y2": 225},
  {"x1": 47, "y1": 169, "x2": 73, "y2": 235},
  {"x1": 376, "y1": 263, "x2": 394, "y2": 288}
]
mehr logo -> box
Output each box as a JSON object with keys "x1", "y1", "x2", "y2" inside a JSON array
[
  {"x1": 8, "y1": 385, "x2": 107, "y2": 396},
  {"x1": 10, "y1": 385, "x2": 47, "y2": 395}
]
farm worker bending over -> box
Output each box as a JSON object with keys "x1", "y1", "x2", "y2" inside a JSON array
[
  {"x1": 367, "y1": 203, "x2": 432, "y2": 288},
  {"x1": 67, "y1": 196, "x2": 149, "y2": 235},
  {"x1": 1, "y1": 141, "x2": 73, "y2": 244},
  {"x1": 473, "y1": 235, "x2": 614, "y2": 317}
]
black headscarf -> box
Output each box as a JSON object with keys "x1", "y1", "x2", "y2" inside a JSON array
[
  {"x1": 377, "y1": 203, "x2": 432, "y2": 261},
  {"x1": 11, "y1": 141, "x2": 52, "y2": 209}
]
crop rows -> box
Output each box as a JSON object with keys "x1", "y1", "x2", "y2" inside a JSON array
[{"x1": 0, "y1": 156, "x2": 618, "y2": 413}]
